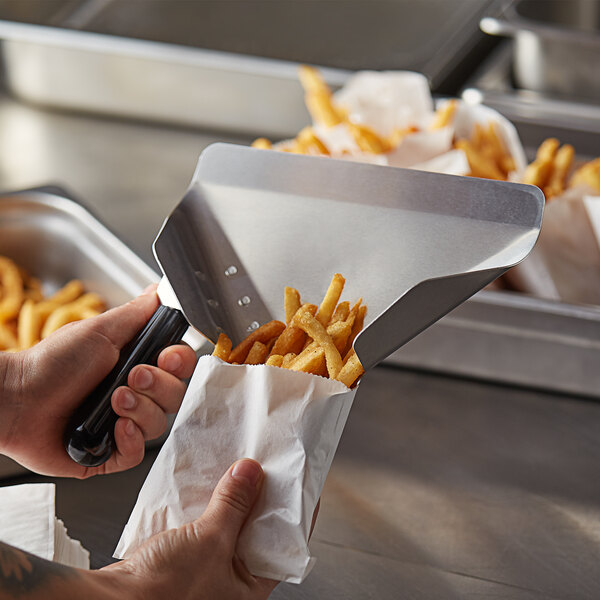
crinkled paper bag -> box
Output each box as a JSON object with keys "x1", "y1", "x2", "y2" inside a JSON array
[
  {"x1": 115, "y1": 355, "x2": 356, "y2": 583},
  {"x1": 504, "y1": 188, "x2": 600, "y2": 305}
]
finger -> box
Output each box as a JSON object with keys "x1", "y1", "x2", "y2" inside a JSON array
[
  {"x1": 128, "y1": 364, "x2": 188, "y2": 414},
  {"x1": 110, "y1": 417, "x2": 145, "y2": 471},
  {"x1": 112, "y1": 386, "x2": 168, "y2": 440},
  {"x1": 87, "y1": 288, "x2": 159, "y2": 350},
  {"x1": 200, "y1": 459, "x2": 264, "y2": 554},
  {"x1": 157, "y1": 344, "x2": 197, "y2": 379}
]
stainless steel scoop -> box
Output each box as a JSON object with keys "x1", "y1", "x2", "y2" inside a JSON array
[{"x1": 65, "y1": 143, "x2": 544, "y2": 466}]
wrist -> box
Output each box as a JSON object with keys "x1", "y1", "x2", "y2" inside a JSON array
[
  {"x1": 0, "y1": 350, "x2": 24, "y2": 453},
  {"x1": 95, "y1": 562, "x2": 145, "y2": 600}
]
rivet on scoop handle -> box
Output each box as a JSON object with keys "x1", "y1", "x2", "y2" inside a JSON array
[{"x1": 64, "y1": 305, "x2": 189, "y2": 467}]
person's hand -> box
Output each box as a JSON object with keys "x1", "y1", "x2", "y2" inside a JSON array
[
  {"x1": 0, "y1": 287, "x2": 197, "y2": 478},
  {"x1": 103, "y1": 459, "x2": 278, "y2": 600}
]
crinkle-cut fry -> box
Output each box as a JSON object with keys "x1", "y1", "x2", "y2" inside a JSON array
[
  {"x1": 305, "y1": 90, "x2": 343, "y2": 127},
  {"x1": 570, "y1": 157, "x2": 600, "y2": 192},
  {"x1": 347, "y1": 122, "x2": 391, "y2": 154},
  {"x1": 344, "y1": 304, "x2": 367, "y2": 356},
  {"x1": 41, "y1": 293, "x2": 106, "y2": 338},
  {"x1": 0, "y1": 321, "x2": 18, "y2": 350},
  {"x1": 545, "y1": 144, "x2": 575, "y2": 199},
  {"x1": 48, "y1": 279, "x2": 84, "y2": 305},
  {"x1": 18, "y1": 299, "x2": 43, "y2": 349},
  {"x1": 23, "y1": 275, "x2": 43, "y2": 302},
  {"x1": 252, "y1": 138, "x2": 272, "y2": 150},
  {"x1": 282, "y1": 352, "x2": 298, "y2": 368},
  {"x1": 244, "y1": 341, "x2": 269, "y2": 365},
  {"x1": 212, "y1": 333, "x2": 233, "y2": 362},
  {"x1": 429, "y1": 99, "x2": 458, "y2": 130},
  {"x1": 266, "y1": 354, "x2": 284, "y2": 367},
  {"x1": 336, "y1": 349, "x2": 365, "y2": 388},
  {"x1": 293, "y1": 310, "x2": 343, "y2": 378},
  {"x1": 330, "y1": 301, "x2": 350, "y2": 324},
  {"x1": 284, "y1": 287, "x2": 302, "y2": 325},
  {"x1": 289, "y1": 343, "x2": 326, "y2": 376},
  {"x1": 228, "y1": 320, "x2": 286, "y2": 364},
  {"x1": 0, "y1": 256, "x2": 24, "y2": 322},
  {"x1": 316, "y1": 273, "x2": 345, "y2": 327},
  {"x1": 455, "y1": 139, "x2": 504, "y2": 180}
]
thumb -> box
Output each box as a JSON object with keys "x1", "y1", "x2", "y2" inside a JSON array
[
  {"x1": 89, "y1": 286, "x2": 159, "y2": 349},
  {"x1": 201, "y1": 459, "x2": 264, "y2": 553}
]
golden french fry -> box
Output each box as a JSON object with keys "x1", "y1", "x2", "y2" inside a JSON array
[
  {"x1": 330, "y1": 301, "x2": 350, "y2": 324},
  {"x1": 212, "y1": 333, "x2": 233, "y2": 362},
  {"x1": 266, "y1": 354, "x2": 284, "y2": 367},
  {"x1": 298, "y1": 65, "x2": 329, "y2": 95},
  {"x1": 522, "y1": 159, "x2": 553, "y2": 188},
  {"x1": 345, "y1": 304, "x2": 367, "y2": 356},
  {"x1": 0, "y1": 256, "x2": 24, "y2": 323},
  {"x1": 41, "y1": 293, "x2": 106, "y2": 338},
  {"x1": 429, "y1": 99, "x2": 458, "y2": 130},
  {"x1": 252, "y1": 138, "x2": 272, "y2": 150},
  {"x1": 229, "y1": 320, "x2": 286, "y2": 364},
  {"x1": 347, "y1": 122, "x2": 390, "y2": 154},
  {"x1": 244, "y1": 340, "x2": 269, "y2": 365},
  {"x1": 289, "y1": 343, "x2": 326, "y2": 375},
  {"x1": 455, "y1": 139, "x2": 504, "y2": 180},
  {"x1": 282, "y1": 352, "x2": 298, "y2": 368},
  {"x1": 327, "y1": 320, "x2": 352, "y2": 353},
  {"x1": 269, "y1": 326, "x2": 305, "y2": 357},
  {"x1": 536, "y1": 138, "x2": 560, "y2": 163},
  {"x1": 284, "y1": 287, "x2": 302, "y2": 324},
  {"x1": 17, "y1": 299, "x2": 42, "y2": 349},
  {"x1": 316, "y1": 273, "x2": 345, "y2": 327},
  {"x1": 570, "y1": 157, "x2": 600, "y2": 192},
  {"x1": 296, "y1": 127, "x2": 329, "y2": 156},
  {"x1": 305, "y1": 91, "x2": 343, "y2": 127},
  {"x1": 545, "y1": 144, "x2": 574, "y2": 199},
  {"x1": 0, "y1": 321, "x2": 18, "y2": 350},
  {"x1": 336, "y1": 349, "x2": 365, "y2": 388},
  {"x1": 48, "y1": 280, "x2": 84, "y2": 305},
  {"x1": 293, "y1": 310, "x2": 343, "y2": 378}
]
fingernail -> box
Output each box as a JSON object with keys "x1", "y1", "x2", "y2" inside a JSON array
[
  {"x1": 125, "y1": 419, "x2": 136, "y2": 436},
  {"x1": 163, "y1": 351, "x2": 182, "y2": 373},
  {"x1": 135, "y1": 367, "x2": 153, "y2": 390},
  {"x1": 232, "y1": 460, "x2": 262, "y2": 487},
  {"x1": 120, "y1": 390, "x2": 136, "y2": 410}
]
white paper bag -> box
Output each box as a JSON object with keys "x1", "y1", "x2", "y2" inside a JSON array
[{"x1": 115, "y1": 355, "x2": 356, "y2": 583}]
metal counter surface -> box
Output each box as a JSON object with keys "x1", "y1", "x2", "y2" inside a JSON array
[{"x1": 1, "y1": 95, "x2": 600, "y2": 598}]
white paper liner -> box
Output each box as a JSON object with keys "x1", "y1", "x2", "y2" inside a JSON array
[{"x1": 115, "y1": 355, "x2": 356, "y2": 584}]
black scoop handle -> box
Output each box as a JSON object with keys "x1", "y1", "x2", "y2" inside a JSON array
[{"x1": 64, "y1": 305, "x2": 189, "y2": 467}]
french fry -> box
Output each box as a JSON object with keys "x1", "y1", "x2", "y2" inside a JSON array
[
  {"x1": 282, "y1": 352, "x2": 298, "y2": 368},
  {"x1": 305, "y1": 91, "x2": 343, "y2": 128},
  {"x1": 229, "y1": 320, "x2": 286, "y2": 364},
  {"x1": 336, "y1": 349, "x2": 365, "y2": 388},
  {"x1": 293, "y1": 310, "x2": 343, "y2": 378},
  {"x1": 347, "y1": 123, "x2": 391, "y2": 154},
  {"x1": 252, "y1": 138, "x2": 272, "y2": 150},
  {"x1": 289, "y1": 343, "x2": 326, "y2": 375},
  {"x1": 0, "y1": 321, "x2": 18, "y2": 350},
  {"x1": 326, "y1": 320, "x2": 352, "y2": 353},
  {"x1": 266, "y1": 354, "x2": 284, "y2": 367},
  {"x1": 429, "y1": 99, "x2": 457, "y2": 130},
  {"x1": 316, "y1": 273, "x2": 345, "y2": 327},
  {"x1": 345, "y1": 304, "x2": 367, "y2": 356},
  {"x1": 48, "y1": 279, "x2": 84, "y2": 305},
  {"x1": 570, "y1": 157, "x2": 600, "y2": 192},
  {"x1": 244, "y1": 341, "x2": 269, "y2": 365},
  {"x1": 41, "y1": 293, "x2": 106, "y2": 338},
  {"x1": 330, "y1": 301, "x2": 350, "y2": 324},
  {"x1": 296, "y1": 127, "x2": 329, "y2": 156},
  {"x1": 17, "y1": 299, "x2": 42, "y2": 349},
  {"x1": 545, "y1": 144, "x2": 574, "y2": 199},
  {"x1": 284, "y1": 287, "x2": 302, "y2": 324},
  {"x1": 212, "y1": 333, "x2": 232, "y2": 361},
  {"x1": 0, "y1": 256, "x2": 24, "y2": 323},
  {"x1": 271, "y1": 303, "x2": 317, "y2": 357},
  {"x1": 455, "y1": 139, "x2": 504, "y2": 180}
]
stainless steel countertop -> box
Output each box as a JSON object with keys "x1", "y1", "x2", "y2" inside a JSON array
[{"x1": 2, "y1": 95, "x2": 600, "y2": 599}]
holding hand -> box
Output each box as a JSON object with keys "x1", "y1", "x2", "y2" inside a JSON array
[{"x1": 0, "y1": 287, "x2": 197, "y2": 478}]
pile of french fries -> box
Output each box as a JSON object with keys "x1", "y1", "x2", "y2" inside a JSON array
[
  {"x1": 252, "y1": 65, "x2": 516, "y2": 182},
  {"x1": 212, "y1": 273, "x2": 366, "y2": 388},
  {"x1": 0, "y1": 255, "x2": 106, "y2": 352},
  {"x1": 521, "y1": 138, "x2": 600, "y2": 201}
]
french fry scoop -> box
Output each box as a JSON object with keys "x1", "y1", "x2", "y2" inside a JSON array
[{"x1": 65, "y1": 143, "x2": 543, "y2": 466}]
